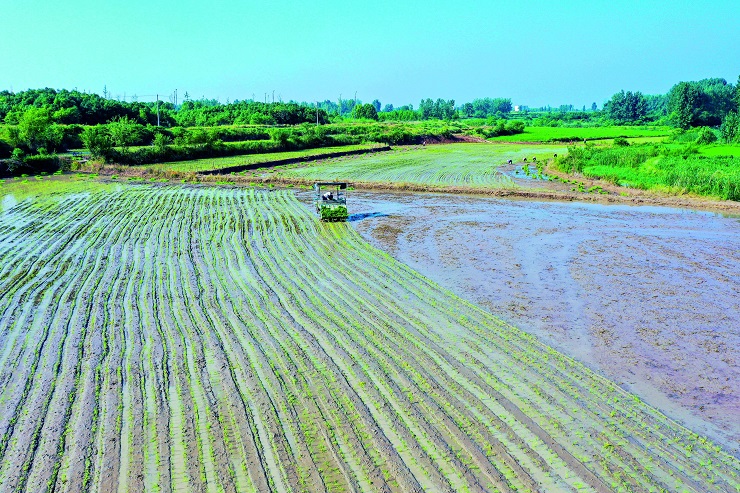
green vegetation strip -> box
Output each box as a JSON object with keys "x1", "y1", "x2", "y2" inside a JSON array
[
  {"x1": 142, "y1": 144, "x2": 383, "y2": 174},
  {"x1": 555, "y1": 144, "x2": 740, "y2": 200},
  {"x1": 488, "y1": 126, "x2": 672, "y2": 143},
  {"x1": 0, "y1": 184, "x2": 737, "y2": 492},
  {"x1": 277, "y1": 143, "x2": 565, "y2": 188}
]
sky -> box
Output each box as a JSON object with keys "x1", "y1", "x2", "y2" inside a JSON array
[{"x1": 1, "y1": 0, "x2": 738, "y2": 108}]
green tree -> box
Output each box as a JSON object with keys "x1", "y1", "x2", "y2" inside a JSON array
[
  {"x1": 107, "y1": 116, "x2": 138, "y2": 153},
  {"x1": 469, "y1": 98, "x2": 512, "y2": 118},
  {"x1": 352, "y1": 103, "x2": 379, "y2": 120},
  {"x1": 189, "y1": 128, "x2": 218, "y2": 147},
  {"x1": 372, "y1": 99, "x2": 381, "y2": 113},
  {"x1": 700, "y1": 78, "x2": 735, "y2": 123},
  {"x1": 52, "y1": 106, "x2": 81, "y2": 124},
  {"x1": 16, "y1": 107, "x2": 52, "y2": 152},
  {"x1": 153, "y1": 133, "x2": 172, "y2": 154},
  {"x1": 644, "y1": 94, "x2": 668, "y2": 118},
  {"x1": 81, "y1": 126, "x2": 113, "y2": 159},
  {"x1": 604, "y1": 90, "x2": 648, "y2": 123},
  {"x1": 668, "y1": 82, "x2": 702, "y2": 129},
  {"x1": 666, "y1": 79, "x2": 735, "y2": 128},
  {"x1": 720, "y1": 111, "x2": 739, "y2": 143},
  {"x1": 695, "y1": 127, "x2": 717, "y2": 145}
]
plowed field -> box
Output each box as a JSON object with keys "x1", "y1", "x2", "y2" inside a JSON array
[{"x1": 0, "y1": 184, "x2": 737, "y2": 492}]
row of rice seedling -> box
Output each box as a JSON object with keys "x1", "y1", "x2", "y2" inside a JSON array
[
  {"x1": 0, "y1": 183, "x2": 737, "y2": 492},
  {"x1": 276, "y1": 144, "x2": 565, "y2": 188}
]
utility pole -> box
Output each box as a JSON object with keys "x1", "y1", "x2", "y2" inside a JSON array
[
  {"x1": 156, "y1": 94, "x2": 160, "y2": 127},
  {"x1": 272, "y1": 90, "x2": 275, "y2": 103}
]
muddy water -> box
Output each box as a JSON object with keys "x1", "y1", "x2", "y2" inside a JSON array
[{"x1": 311, "y1": 191, "x2": 740, "y2": 454}]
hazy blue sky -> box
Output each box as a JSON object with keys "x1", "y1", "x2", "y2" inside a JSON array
[{"x1": 1, "y1": 0, "x2": 738, "y2": 108}]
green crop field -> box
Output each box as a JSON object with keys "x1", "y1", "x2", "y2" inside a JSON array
[
  {"x1": 488, "y1": 126, "x2": 673, "y2": 143},
  {"x1": 276, "y1": 143, "x2": 565, "y2": 187},
  {"x1": 0, "y1": 181, "x2": 737, "y2": 492},
  {"x1": 140, "y1": 144, "x2": 382, "y2": 174},
  {"x1": 698, "y1": 144, "x2": 740, "y2": 158}
]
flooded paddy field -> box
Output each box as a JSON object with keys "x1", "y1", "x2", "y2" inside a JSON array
[
  {"x1": 2, "y1": 181, "x2": 737, "y2": 491},
  {"x1": 343, "y1": 191, "x2": 740, "y2": 454}
]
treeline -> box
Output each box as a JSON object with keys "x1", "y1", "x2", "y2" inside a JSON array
[
  {"x1": 602, "y1": 77, "x2": 740, "y2": 133},
  {"x1": 0, "y1": 119, "x2": 462, "y2": 175},
  {"x1": 86, "y1": 120, "x2": 459, "y2": 164},
  {"x1": 0, "y1": 88, "x2": 516, "y2": 128},
  {"x1": 2, "y1": 75, "x2": 739, "y2": 176},
  {"x1": 0, "y1": 88, "x2": 164, "y2": 126},
  {"x1": 0, "y1": 90, "x2": 330, "y2": 129}
]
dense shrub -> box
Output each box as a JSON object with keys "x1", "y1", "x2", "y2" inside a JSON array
[
  {"x1": 613, "y1": 137, "x2": 630, "y2": 146},
  {"x1": 468, "y1": 120, "x2": 525, "y2": 139},
  {"x1": 107, "y1": 140, "x2": 282, "y2": 165},
  {"x1": 695, "y1": 127, "x2": 718, "y2": 145},
  {"x1": 0, "y1": 154, "x2": 61, "y2": 176}
]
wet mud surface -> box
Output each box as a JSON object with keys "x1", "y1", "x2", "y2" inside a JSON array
[{"x1": 330, "y1": 190, "x2": 740, "y2": 454}]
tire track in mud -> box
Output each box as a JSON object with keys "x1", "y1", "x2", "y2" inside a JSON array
[{"x1": 0, "y1": 185, "x2": 737, "y2": 493}]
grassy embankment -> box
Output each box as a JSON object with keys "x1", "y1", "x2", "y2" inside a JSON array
[{"x1": 554, "y1": 143, "x2": 740, "y2": 200}]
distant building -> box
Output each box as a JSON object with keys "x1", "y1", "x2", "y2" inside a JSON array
[{"x1": 513, "y1": 105, "x2": 528, "y2": 113}]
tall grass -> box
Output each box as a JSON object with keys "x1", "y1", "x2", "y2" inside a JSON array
[{"x1": 555, "y1": 144, "x2": 740, "y2": 200}]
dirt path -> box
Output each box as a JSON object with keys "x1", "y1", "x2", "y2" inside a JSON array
[{"x1": 340, "y1": 190, "x2": 740, "y2": 455}]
